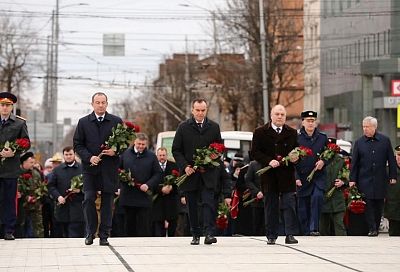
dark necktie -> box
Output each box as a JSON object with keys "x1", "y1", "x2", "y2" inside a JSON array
[
  {"x1": 276, "y1": 127, "x2": 281, "y2": 134},
  {"x1": 1, "y1": 119, "x2": 5, "y2": 126},
  {"x1": 98, "y1": 116, "x2": 103, "y2": 122},
  {"x1": 197, "y1": 123, "x2": 202, "y2": 129},
  {"x1": 161, "y1": 163, "x2": 166, "y2": 171}
]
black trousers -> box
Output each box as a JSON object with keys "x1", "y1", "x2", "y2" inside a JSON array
[
  {"x1": 264, "y1": 191, "x2": 298, "y2": 239},
  {"x1": 124, "y1": 206, "x2": 151, "y2": 237},
  {"x1": 0, "y1": 178, "x2": 17, "y2": 235},
  {"x1": 83, "y1": 191, "x2": 113, "y2": 239},
  {"x1": 186, "y1": 188, "x2": 215, "y2": 237},
  {"x1": 364, "y1": 198, "x2": 384, "y2": 232},
  {"x1": 152, "y1": 219, "x2": 177, "y2": 237}
]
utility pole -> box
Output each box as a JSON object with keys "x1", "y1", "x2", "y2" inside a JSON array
[
  {"x1": 259, "y1": 0, "x2": 269, "y2": 122},
  {"x1": 185, "y1": 35, "x2": 191, "y2": 119},
  {"x1": 51, "y1": 0, "x2": 59, "y2": 154}
]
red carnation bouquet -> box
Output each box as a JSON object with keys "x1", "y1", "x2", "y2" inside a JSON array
[
  {"x1": 325, "y1": 157, "x2": 350, "y2": 199},
  {"x1": 152, "y1": 169, "x2": 180, "y2": 201},
  {"x1": 307, "y1": 143, "x2": 340, "y2": 182},
  {"x1": 91, "y1": 121, "x2": 140, "y2": 166},
  {"x1": 0, "y1": 138, "x2": 30, "y2": 164},
  {"x1": 256, "y1": 146, "x2": 313, "y2": 176},
  {"x1": 17, "y1": 170, "x2": 48, "y2": 210},
  {"x1": 175, "y1": 142, "x2": 226, "y2": 187},
  {"x1": 347, "y1": 186, "x2": 365, "y2": 214},
  {"x1": 216, "y1": 202, "x2": 230, "y2": 230}
]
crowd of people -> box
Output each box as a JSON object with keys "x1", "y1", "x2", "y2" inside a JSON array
[{"x1": 1, "y1": 91, "x2": 399, "y2": 246}]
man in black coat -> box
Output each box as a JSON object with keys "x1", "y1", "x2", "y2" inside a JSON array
[
  {"x1": 172, "y1": 98, "x2": 222, "y2": 245},
  {"x1": 152, "y1": 147, "x2": 180, "y2": 237},
  {"x1": 48, "y1": 146, "x2": 84, "y2": 238},
  {"x1": 119, "y1": 133, "x2": 162, "y2": 237},
  {"x1": 73, "y1": 92, "x2": 122, "y2": 246},
  {"x1": 251, "y1": 104, "x2": 300, "y2": 245},
  {"x1": 0, "y1": 92, "x2": 30, "y2": 240},
  {"x1": 350, "y1": 116, "x2": 397, "y2": 236}
]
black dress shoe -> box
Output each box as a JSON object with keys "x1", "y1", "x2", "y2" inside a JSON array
[
  {"x1": 267, "y1": 238, "x2": 276, "y2": 245},
  {"x1": 4, "y1": 233, "x2": 15, "y2": 240},
  {"x1": 85, "y1": 235, "x2": 95, "y2": 245},
  {"x1": 190, "y1": 236, "x2": 200, "y2": 245},
  {"x1": 99, "y1": 238, "x2": 110, "y2": 246},
  {"x1": 368, "y1": 230, "x2": 378, "y2": 237},
  {"x1": 285, "y1": 235, "x2": 298, "y2": 244},
  {"x1": 204, "y1": 235, "x2": 217, "y2": 245}
]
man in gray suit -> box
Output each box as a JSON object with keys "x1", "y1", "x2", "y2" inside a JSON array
[{"x1": 73, "y1": 92, "x2": 122, "y2": 246}]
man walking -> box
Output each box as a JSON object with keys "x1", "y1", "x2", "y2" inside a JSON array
[
  {"x1": 73, "y1": 92, "x2": 122, "y2": 245},
  {"x1": 172, "y1": 98, "x2": 222, "y2": 245},
  {"x1": 0, "y1": 92, "x2": 30, "y2": 240},
  {"x1": 350, "y1": 116, "x2": 396, "y2": 236},
  {"x1": 251, "y1": 104, "x2": 299, "y2": 245}
]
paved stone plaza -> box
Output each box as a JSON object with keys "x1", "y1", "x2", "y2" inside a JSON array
[{"x1": 0, "y1": 235, "x2": 399, "y2": 272}]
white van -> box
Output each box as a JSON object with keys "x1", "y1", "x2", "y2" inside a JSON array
[{"x1": 155, "y1": 130, "x2": 253, "y2": 161}]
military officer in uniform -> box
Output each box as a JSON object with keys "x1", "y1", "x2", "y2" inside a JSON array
[
  {"x1": 296, "y1": 110, "x2": 328, "y2": 236},
  {"x1": 0, "y1": 92, "x2": 30, "y2": 240}
]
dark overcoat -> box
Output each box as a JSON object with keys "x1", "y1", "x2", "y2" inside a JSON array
[
  {"x1": 172, "y1": 117, "x2": 222, "y2": 191},
  {"x1": 47, "y1": 162, "x2": 84, "y2": 222},
  {"x1": 350, "y1": 132, "x2": 396, "y2": 199},
  {"x1": 119, "y1": 147, "x2": 162, "y2": 208},
  {"x1": 73, "y1": 111, "x2": 122, "y2": 193},
  {"x1": 251, "y1": 122, "x2": 298, "y2": 193}
]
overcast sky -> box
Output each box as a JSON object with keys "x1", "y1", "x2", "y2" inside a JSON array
[{"x1": 0, "y1": 0, "x2": 226, "y2": 124}]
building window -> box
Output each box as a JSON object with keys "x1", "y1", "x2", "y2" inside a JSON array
[{"x1": 347, "y1": 0, "x2": 351, "y2": 8}]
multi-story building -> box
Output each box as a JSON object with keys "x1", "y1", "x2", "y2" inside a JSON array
[{"x1": 305, "y1": 0, "x2": 399, "y2": 144}]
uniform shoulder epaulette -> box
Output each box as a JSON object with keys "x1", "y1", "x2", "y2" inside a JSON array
[
  {"x1": 319, "y1": 131, "x2": 327, "y2": 136},
  {"x1": 16, "y1": 115, "x2": 27, "y2": 121}
]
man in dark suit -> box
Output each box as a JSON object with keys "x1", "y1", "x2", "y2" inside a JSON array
[
  {"x1": 251, "y1": 104, "x2": 299, "y2": 245},
  {"x1": 0, "y1": 92, "x2": 30, "y2": 240},
  {"x1": 119, "y1": 133, "x2": 162, "y2": 237},
  {"x1": 350, "y1": 116, "x2": 396, "y2": 237},
  {"x1": 172, "y1": 98, "x2": 222, "y2": 245},
  {"x1": 152, "y1": 147, "x2": 180, "y2": 237},
  {"x1": 73, "y1": 92, "x2": 122, "y2": 246},
  {"x1": 47, "y1": 146, "x2": 84, "y2": 238}
]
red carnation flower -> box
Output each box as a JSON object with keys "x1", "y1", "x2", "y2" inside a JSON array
[
  {"x1": 327, "y1": 143, "x2": 341, "y2": 153},
  {"x1": 21, "y1": 173, "x2": 33, "y2": 180},
  {"x1": 209, "y1": 142, "x2": 226, "y2": 153},
  {"x1": 15, "y1": 138, "x2": 30, "y2": 149},
  {"x1": 299, "y1": 146, "x2": 313, "y2": 156},
  {"x1": 171, "y1": 169, "x2": 180, "y2": 177},
  {"x1": 134, "y1": 125, "x2": 140, "y2": 132},
  {"x1": 124, "y1": 121, "x2": 136, "y2": 129}
]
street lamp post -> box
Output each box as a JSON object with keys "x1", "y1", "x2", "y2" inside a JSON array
[{"x1": 259, "y1": 0, "x2": 269, "y2": 122}]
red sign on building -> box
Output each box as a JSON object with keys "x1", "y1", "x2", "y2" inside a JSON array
[{"x1": 391, "y1": 80, "x2": 400, "y2": 96}]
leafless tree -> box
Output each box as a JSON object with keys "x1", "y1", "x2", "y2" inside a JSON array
[
  {"x1": 215, "y1": 0, "x2": 304, "y2": 125},
  {"x1": 0, "y1": 17, "x2": 39, "y2": 99}
]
